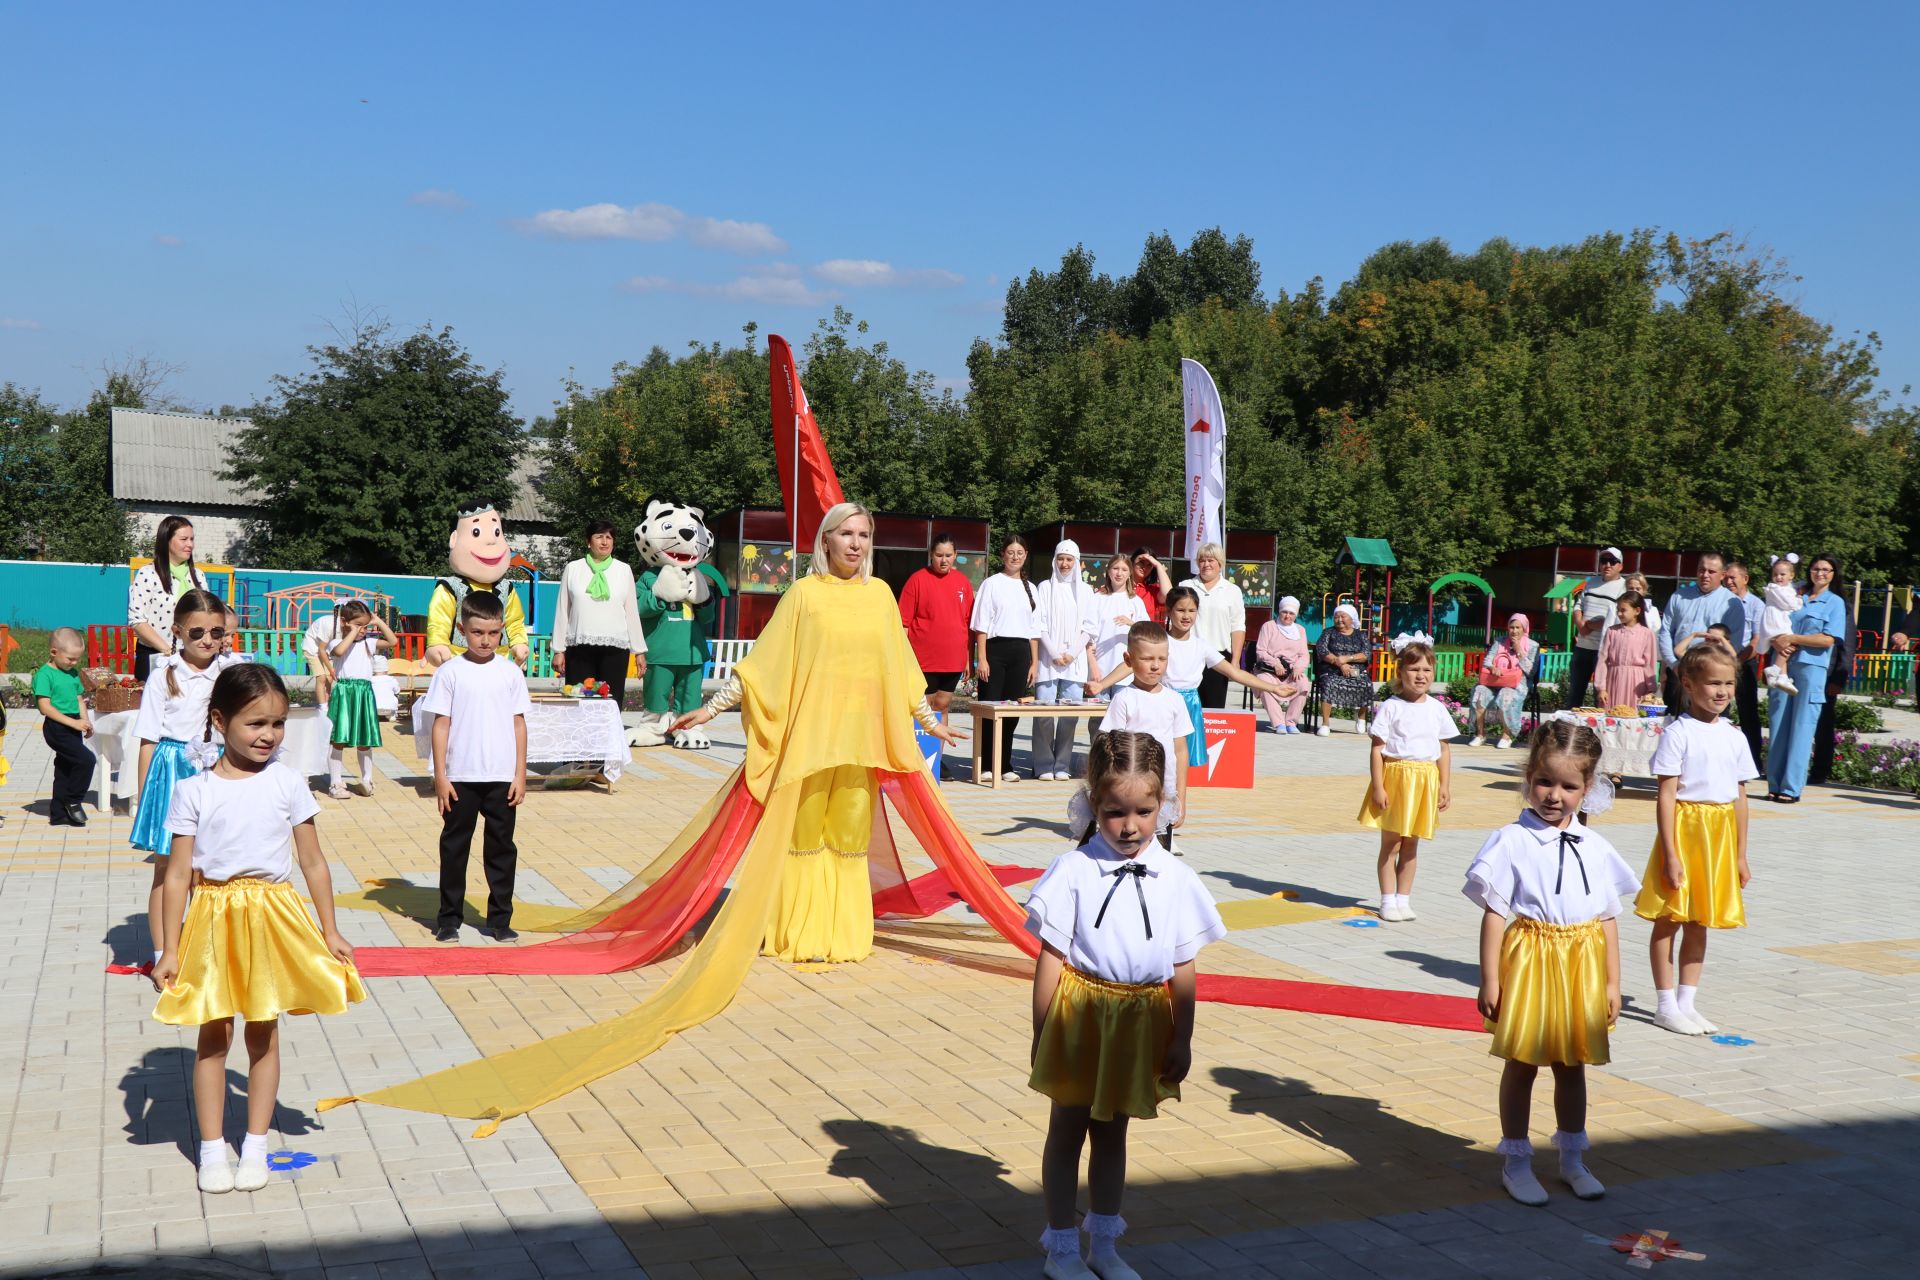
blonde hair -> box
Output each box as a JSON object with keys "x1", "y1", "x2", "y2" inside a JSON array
[
  {"x1": 810, "y1": 501, "x2": 875, "y2": 581},
  {"x1": 1080, "y1": 731, "x2": 1168, "y2": 844},
  {"x1": 1193, "y1": 542, "x2": 1224, "y2": 563},
  {"x1": 49, "y1": 626, "x2": 84, "y2": 655},
  {"x1": 1390, "y1": 640, "x2": 1436, "y2": 698}
]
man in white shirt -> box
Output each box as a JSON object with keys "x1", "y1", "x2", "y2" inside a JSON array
[
  {"x1": 1178, "y1": 542, "x2": 1246, "y2": 709},
  {"x1": 1563, "y1": 548, "x2": 1626, "y2": 710}
]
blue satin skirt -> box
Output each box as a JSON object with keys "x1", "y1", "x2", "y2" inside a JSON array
[
  {"x1": 1179, "y1": 687, "x2": 1208, "y2": 767},
  {"x1": 131, "y1": 738, "x2": 196, "y2": 854}
]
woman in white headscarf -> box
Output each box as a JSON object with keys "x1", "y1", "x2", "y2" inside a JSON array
[
  {"x1": 1254, "y1": 595, "x2": 1312, "y2": 733},
  {"x1": 1031, "y1": 540, "x2": 1097, "y2": 780},
  {"x1": 1314, "y1": 602, "x2": 1375, "y2": 736}
]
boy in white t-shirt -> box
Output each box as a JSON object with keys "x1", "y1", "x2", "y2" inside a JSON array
[
  {"x1": 416, "y1": 592, "x2": 530, "y2": 942},
  {"x1": 1093, "y1": 621, "x2": 1194, "y2": 851}
]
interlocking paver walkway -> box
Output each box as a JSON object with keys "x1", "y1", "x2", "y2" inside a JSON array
[{"x1": 3, "y1": 702, "x2": 1918, "y2": 1278}]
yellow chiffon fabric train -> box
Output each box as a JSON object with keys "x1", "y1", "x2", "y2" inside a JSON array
[{"x1": 320, "y1": 572, "x2": 933, "y2": 1134}]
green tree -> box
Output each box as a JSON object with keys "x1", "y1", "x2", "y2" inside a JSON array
[
  {"x1": 226, "y1": 321, "x2": 522, "y2": 574},
  {"x1": 0, "y1": 383, "x2": 58, "y2": 559}
]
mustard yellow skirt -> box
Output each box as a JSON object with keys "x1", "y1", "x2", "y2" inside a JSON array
[
  {"x1": 155, "y1": 879, "x2": 367, "y2": 1025},
  {"x1": 1634, "y1": 800, "x2": 1745, "y2": 928},
  {"x1": 1486, "y1": 918, "x2": 1613, "y2": 1067},
  {"x1": 1357, "y1": 759, "x2": 1440, "y2": 839},
  {"x1": 763, "y1": 765, "x2": 875, "y2": 963},
  {"x1": 1029, "y1": 965, "x2": 1176, "y2": 1121}
]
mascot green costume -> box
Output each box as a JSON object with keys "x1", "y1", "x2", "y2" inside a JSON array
[{"x1": 631, "y1": 499, "x2": 729, "y2": 749}]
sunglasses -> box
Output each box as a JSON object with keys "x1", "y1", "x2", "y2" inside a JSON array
[{"x1": 183, "y1": 627, "x2": 229, "y2": 641}]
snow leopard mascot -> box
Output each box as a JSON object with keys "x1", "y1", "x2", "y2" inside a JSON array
[{"x1": 630, "y1": 499, "x2": 731, "y2": 749}]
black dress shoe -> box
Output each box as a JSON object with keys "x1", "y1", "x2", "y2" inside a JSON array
[
  {"x1": 64, "y1": 804, "x2": 88, "y2": 827},
  {"x1": 432, "y1": 923, "x2": 460, "y2": 942},
  {"x1": 48, "y1": 808, "x2": 71, "y2": 827},
  {"x1": 487, "y1": 925, "x2": 520, "y2": 942}
]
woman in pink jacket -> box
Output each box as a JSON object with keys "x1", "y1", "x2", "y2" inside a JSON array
[{"x1": 1254, "y1": 596, "x2": 1311, "y2": 733}]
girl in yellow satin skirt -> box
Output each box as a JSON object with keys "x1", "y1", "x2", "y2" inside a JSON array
[
  {"x1": 1634, "y1": 644, "x2": 1757, "y2": 1038},
  {"x1": 1466, "y1": 722, "x2": 1639, "y2": 1208},
  {"x1": 151, "y1": 666, "x2": 364, "y2": 1196},
  {"x1": 1025, "y1": 732, "x2": 1227, "y2": 1278},
  {"x1": 1358, "y1": 641, "x2": 1455, "y2": 923}
]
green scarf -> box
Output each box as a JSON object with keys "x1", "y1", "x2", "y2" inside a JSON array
[
  {"x1": 585, "y1": 554, "x2": 613, "y2": 602},
  {"x1": 169, "y1": 561, "x2": 192, "y2": 596}
]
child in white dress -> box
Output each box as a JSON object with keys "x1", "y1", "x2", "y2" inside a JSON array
[
  {"x1": 1025, "y1": 731, "x2": 1227, "y2": 1279},
  {"x1": 1757, "y1": 555, "x2": 1804, "y2": 694},
  {"x1": 1466, "y1": 720, "x2": 1639, "y2": 1208}
]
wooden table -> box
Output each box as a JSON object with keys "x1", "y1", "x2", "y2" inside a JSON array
[{"x1": 967, "y1": 701, "x2": 1109, "y2": 788}]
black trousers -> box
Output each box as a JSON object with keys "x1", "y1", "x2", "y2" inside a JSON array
[
  {"x1": 562, "y1": 643, "x2": 631, "y2": 707},
  {"x1": 1809, "y1": 691, "x2": 1840, "y2": 786},
  {"x1": 1197, "y1": 666, "x2": 1230, "y2": 710},
  {"x1": 438, "y1": 780, "x2": 518, "y2": 929},
  {"x1": 1563, "y1": 646, "x2": 1600, "y2": 710},
  {"x1": 1735, "y1": 661, "x2": 1763, "y2": 771},
  {"x1": 44, "y1": 721, "x2": 95, "y2": 811},
  {"x1": 981, "y1": 637, "x2": 1033, "y2": 773},
  {"x1": 133, "y1": 642, "x2": 164, "y2": 684}
]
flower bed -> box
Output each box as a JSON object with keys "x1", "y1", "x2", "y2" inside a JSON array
[{"x1": 1829, "y1": 734, "x2": 1920, "y2": 796}]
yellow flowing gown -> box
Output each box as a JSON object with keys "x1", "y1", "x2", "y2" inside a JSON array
[{"x1": 321, "y1": 570, "x2": 930, "y2": 1133}]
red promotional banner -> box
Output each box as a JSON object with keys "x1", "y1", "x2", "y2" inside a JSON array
[
  {"x1": 1189, "y1": 709, "x2": 1257, "y2": 788},
  {"x1": 769, "y1": 334, "x2": 846, "y2": 550}
]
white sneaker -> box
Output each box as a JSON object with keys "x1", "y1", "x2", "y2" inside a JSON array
[
  {"x1": 198, "y1": 1158, "x2": 235, "y2": 1194},
  {"x1": 1314, "y1": 725, "x2": 1330, "y2": 737},
  {"x1": 1468, "y1": 734, "x2": 1487, "y2": 747},
  {"x1": 1001, "y1": 772, "x2": 1021, "y2": 783},
  {"x1": 1686, "y1": 1008, "x2": 1719, "y2": 1034},
  {"x1": 1495, "y1": 737, "x2": 1513, "y2": 750},
  {"x1": 1654, "y1": 1008, "x2": 1706, "y2": 1035},
  {"x1": 1399, "y1": 901, "x2": 1418, "y2": 920},
  {"x1": 1503, "y1": 1167, "x2": 1550, "y2": 1207},
  {"x1": 349, "y1": 776, "x2": 374, "y2": 797},
  {"x1": 234, "y1": 1150, "x2": 270, "y2": 1192}
]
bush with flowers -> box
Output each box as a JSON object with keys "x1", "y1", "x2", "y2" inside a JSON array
[{"x1": 1829, "y1": 733, "x2": 1920, "y2": 796}]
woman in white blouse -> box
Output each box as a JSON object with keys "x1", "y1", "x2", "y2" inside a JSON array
[
  {"x1": 970, "y1": 535, "x2": 1041, "y2": 781},
  {"x1": 1178, "y1": 542, "x2": 1247, "y2": 709},
  {"x1": 551, "y1": 519, "x2": 649, "y2": 706},
  {"x1": 127, "y1": 516, "x2": 209, "y2": 683}
]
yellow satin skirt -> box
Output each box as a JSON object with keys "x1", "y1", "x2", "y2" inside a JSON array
[
  {"x1": 154, "y1": 879, "x2": 367, "y2": 1026},
  {"x1": 763, "y1": 766, "x2": 876, "y2": 963},
  {"x1": 1357, "y1": 759, "x2": 1440, "y2": 839},
  {"x1": 1029, "y1": 965, "x2": 1176, "y2": 1121},
  {"x1": 1634, "y1": 800, "x2": 1746, "y2": 928},
  {"x1": 1486, "y1": 918, "x2": 1612, "y2": 1067}
]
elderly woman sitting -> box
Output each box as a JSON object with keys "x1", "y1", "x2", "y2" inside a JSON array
[
  {"x1": 1468, "y1": 613, "x2": 1539, "y2": 748},
  {"x1": 1314, "y1": 603, "x2": 1374, "y2": 735},
  {"x1": 1254, "y1": 595, "x2": 1311, "y2": 733}
]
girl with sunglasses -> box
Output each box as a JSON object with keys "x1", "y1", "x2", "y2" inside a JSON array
[{"x1": 131, "y1": 589, "x2": 254, "y2": 968}]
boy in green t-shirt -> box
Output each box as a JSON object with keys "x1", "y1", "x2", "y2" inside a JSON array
[{"x1": 32, "y1": 627, "x2": 95, "y2": 827}]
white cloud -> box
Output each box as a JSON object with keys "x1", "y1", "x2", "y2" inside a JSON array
[
  {"x1": 521, "y1": 201, "x2": 786, "y2": 255},
  {"x1": 1, "y1": 317, "x2": 42, "y2": 331},
  {"x1": 811, "y1": 259, "x2": 963, "y2": 288},
  {"x1": 408, "y1": 188, "x2": 470, "y2": 211},
  {"x1": 154, "y1": 234, "x2": 184, "y2": 248},
  {"x1": 622, "y1": 269, "x2": 836, "y2": 306}
]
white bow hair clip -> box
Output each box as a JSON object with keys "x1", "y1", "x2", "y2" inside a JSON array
[
  {"x1": 1389, "y1": 631, "x2": 1434, "y2": 654},
  {"x1": 1769, "y1": 552, "x2": 1800, "y2": 566}
]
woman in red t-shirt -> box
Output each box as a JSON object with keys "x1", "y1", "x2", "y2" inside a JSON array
[
  {"x1": 898, "y1": 533, "x2": 976, "y2": 716},
  {"x1": 1130, "y1": 548, "x2": 1172, "y2": 621}
]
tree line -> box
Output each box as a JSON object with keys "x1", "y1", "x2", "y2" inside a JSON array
[{"x1": 4, "y1": 227, "x2": 1914, "y2": 593}]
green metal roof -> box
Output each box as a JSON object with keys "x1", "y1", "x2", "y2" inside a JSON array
[
  {"x1": 1339, "y1": 536, "x2": 1397, "y2": 567},
  {"x1": 1543, "y1": 577, "x2": 1586, "y2": 599}
]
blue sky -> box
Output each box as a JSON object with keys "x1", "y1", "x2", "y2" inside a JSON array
[{"x1": 3, "y1": 2, "x2": 1915, "y2": 421}]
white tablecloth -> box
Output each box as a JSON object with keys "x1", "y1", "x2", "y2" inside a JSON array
[
  {"x1": 1547, "y1": 709, "x2": 1670, "y2": 778},
  {"x1": 89, "y1": 710, "x2": 143, "y2": 810},
  {"x1": 410, "y1": 698, "x2": 628, "y2": 783}
]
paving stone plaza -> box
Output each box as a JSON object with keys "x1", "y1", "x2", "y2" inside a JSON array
[{"x1": 3, "y1": 707, "x2": 1917, "y2": 1279}]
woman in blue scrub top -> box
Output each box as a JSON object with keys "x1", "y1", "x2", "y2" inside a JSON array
[{"x1": 1765, "y1": 553, "x2": 1848, "y2": 802}]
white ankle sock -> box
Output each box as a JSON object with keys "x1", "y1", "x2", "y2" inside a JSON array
[
  {"x1": 1083, "y1": 1212, "x2": 1126, "y2": 1263},
  {"x1": 153, "y1": 949, "x2": 164, "y2": 964},
  {"x1": 328, "y1": 751, "x2": 343, "y2": 787},
  {"x1": 240, "y1": 1132, "x2": 269, "y2": 1161},
  {"x1": 1039, "y1": 1225, "x2": 1080, "y2": 1260},
  {"x1": 199, "y1": 1139, "x2": 229, "y2": 1167},
  {"x1": 1654, "y1": 987, "x2": 1679, "y2": 1018},
  {"x1": 1676, "y1": 985, "x2": 1700, "y2": 1018},
  {"x1": 1552, "y1": 1129, "x2": 1589, "y2": 1174}
]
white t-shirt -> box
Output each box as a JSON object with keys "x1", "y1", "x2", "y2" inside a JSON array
[
  {"x1": 135, "y1": 652, "x2": 253, "y2": 743},
  {"x1": 331, "y1": 633, "x2": 379, "y2": 681},
  {"x1": 1164, "y1": 632, "x2": 1223, "y2": 693},
  {"x1": 416, "y1": 654, "x2": 533, "y2": 782},
  {"x1": 969, "y1": 574, "x2": 1041, "y2": 640},
  {"x1": 1463, "y1": 810, "x2": 1641, "y2": 925},
  {"x1": 1576, "y1": 576, "x2": 1627, "y2": 651},
  {"x1": 166, "y1": 761, "x2": 321, "y2": 882},
  {"x1": 1089, "y1": 593, "x2": 1149, "y2": 686},
  {"x1": 1100, "y1": 684, "x2": 1194, "y2": 827},
  {"x1": 1649, "y1": 713, "x2": 1758, "y2": 803},
  {"x1": 301, "y1": 615, "x2": 338, "y2": 663},
  {"x1": 1367, "y1": 694, "x2": 1457, "y2": 760},
  {"x1": 1023, "y1": 834, "x2": 1228, "y2": 985},
  {"x1": 1178, "y1": 577, "x2": 1247, "y2": 654}
]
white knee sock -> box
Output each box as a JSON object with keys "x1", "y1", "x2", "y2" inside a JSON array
[
  {"x1": 1039, "y1": 1225, "x2": 1081, "y2": 1261},
  {"x1": 328, "y1": 749, "x2": 343, "y2": 788},
  {"x1": 357, "y1": 748, "x2": 373, "y2": 784},
  {"x1": 199, "y1": 1139, "x2": 229, "y2": 1167},
  {"x1": 1083, "y1": 1212, "x2": 1126, "y2": 1264}
]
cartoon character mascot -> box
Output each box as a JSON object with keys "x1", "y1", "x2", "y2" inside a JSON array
[
  {"x1": 631, "y1": 499, "x2": 730, "y2": 749},
  {"x1": 425, "y1": 499, "x2": 530, "y2": 667}
]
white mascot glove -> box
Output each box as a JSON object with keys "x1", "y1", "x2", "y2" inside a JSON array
[
  {"x1": 686, "y1": 567, "x2": 712, "y2": 606},
  {"x1": 652, "y1": 565, "x2": 694, "y2": 604}
]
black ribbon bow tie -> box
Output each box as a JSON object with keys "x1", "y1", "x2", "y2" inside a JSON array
[
  {"x1": 1094, "y1": 862, "x2": 1153, "y2": 939},
  {"x1": 1555, "y1": 829, "x2": 1589, "y2": 895}
]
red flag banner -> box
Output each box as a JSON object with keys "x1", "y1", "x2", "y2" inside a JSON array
[{"x1": 769, "y1": 334, "x2": 846, "y2": 550}]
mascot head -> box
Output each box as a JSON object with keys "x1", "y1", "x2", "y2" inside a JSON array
[
  {"x1": 448, "y1": 499, "x2": 511, "y2": 585},
  {"x1": 635, "y1": 499, "x2": 713, "y2": 571}
]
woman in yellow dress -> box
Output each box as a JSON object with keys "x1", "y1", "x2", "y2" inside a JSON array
[{"x1": 676, "y1": 501, "x2": 965, "y2": 962}]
